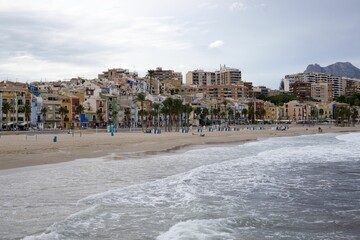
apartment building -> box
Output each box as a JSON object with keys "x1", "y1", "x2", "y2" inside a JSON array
[
  {"x1": 343, "y1": 78, "x2": 360, "y2": 96},
  {"x1": 42, "y1": 95, "x2": 62, "y2": 129},
  {"x1": 186, "y1": 70, "x2": 216, "y2": 86},
  {"x1": 311, "y1": 82, "x2": 333, "y2": 102},
  {"x1": 98, "y1": 68, "x2": 138, "y2": 81},
  {"x1": 215, "y1": 65, "x2": 242, "y2": 85},
  {"x1": 291, "y1": 81, "x2": 312, "y2": 101},
  {"x1": 0, "y1": 87, "x2": 32, "y2": 128},
  {"x1": 284, "y1": 72, "x2": 348, "y2": 98},
  {"x1": 192, "y1": 85, "x2": 246, "y2": 100},
  {"x1": 186, "y1": 66, "x2": 242, "y2": 86},
  {"x1": 149, "y1": 67, "x2": 182, "y2": 81}
]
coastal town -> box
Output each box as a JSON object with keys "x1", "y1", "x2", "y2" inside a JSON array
[{"x1": 1, "y1": 64, "x2": 360, "y2": 132}]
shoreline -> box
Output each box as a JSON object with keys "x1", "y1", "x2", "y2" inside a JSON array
[{"x1": 0, "y1": 125, "x2": 359, "y2": 170}]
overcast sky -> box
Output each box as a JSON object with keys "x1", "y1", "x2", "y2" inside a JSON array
[{"x1": 1, "y1": 0, "x2": 359, "y2": 88}]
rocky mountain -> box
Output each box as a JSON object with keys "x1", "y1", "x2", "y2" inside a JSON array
[{"x1": 304, "y1": 62, "x2": 360, "y2": 79}]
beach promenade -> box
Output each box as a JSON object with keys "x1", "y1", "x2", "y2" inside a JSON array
[{"x1": 0, "y1": 125, "x2": 359, "y2": 170}]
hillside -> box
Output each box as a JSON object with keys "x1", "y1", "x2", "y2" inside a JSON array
[{"x1": 304, "y1": 62, "x2": 360, "y2": 79}]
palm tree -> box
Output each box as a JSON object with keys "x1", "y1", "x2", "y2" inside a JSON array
[
  {"x1": 151, "y1": 103, "x2": 161, "y2": 127},
  {"x1": 124, "y1": 108, "x2": 131, "y2": 127},
  {"x1": 147, "y1": 70, "x2": 155, "y2": 94},
  {"x1": 248, "y1": 104, "x2": 255, "y2": 124},
  {"x1": 212, "y1": 108, "x2": 219, "y2": 124},
  {"x1": 222, "y1": 100, "x2": 228, "y2": 122},
  {"x1": 134, "y1": 93, "x2": 146, "y2": 131},
  {"x1": 228, "y1": 107, "x2": 234, "y2": 124},
  {"x1": 259, "y1": 108, "x2": 266, "y2": 121},
  {"x1": 24, "y1": 103, "x2": 31, "y2": 131},
  {"x1": 183, "y1": 103, "x2": 193, "y2": 127},
  {"x1": 75, "y1": 104, "x2": 85, "y2": 129},
  {"x1": 241, "y1": 108, "x2": 248, "y2": 120},
  {"x1": 138, "y1": 109, "x2": 147, "y2": 129},
  {"x1": 112, "y1": 109, "x2": 118, "y2": 124},
  {"x1": 235, "y1": 111, "x2": 241, "y2": 124},
  {"x1": 2, "y1": 101, "x2": 11, "y2": 130},
  {"x1": 220, "y1": 111, "x2": 226, "y2": 123},
  {"x1": 194, "y1": 107, "x2": 201, "y2": 126},
  {"x1": 172, "y1": 98, "x2": 183, "y2": 131},
  {"x1": 59, "y1": 106, "x2": 69, "y2": 130},
  {"x1": 202, "y1": 107, "x2": 209, "y2": 126},
  {"x1": 96, "y1": 108, "x2": 103, "y2": 127},
  {"x1": 319, "y1": 108, "x2": 324, "y2": 120},
  {"x1": 335, "y1": 106, "x2": 350, "y2": 127},
  {"x1": 350, "y1": 107, "x2": 358, "y2": 126},
  {"x1": 161, "y1": 97, "x2": 174, "y2": 132},
  {"x1": 41, "y1": 107, "x2": 47, "y2": 128}
]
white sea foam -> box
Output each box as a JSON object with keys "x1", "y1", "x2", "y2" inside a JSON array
[
  {"x1": 13, "y1": 132, "x2": 360, "y2": 239},
  {"x1": 156, "y1": 218, "x2": 234, "y2": 240}
]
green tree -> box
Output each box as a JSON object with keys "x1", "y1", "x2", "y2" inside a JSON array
[
  {"x1": 2, "y1": 101, "x2": 11, "y2": 130},
  {"x1": 183, "y1": 103, "x2": 193, "y2": 127},
  {"x1": 220, "y1": 111, "x2": 226, "y2": 123},
  {"x1": 222, "y1": 100, "x2": 228, "y2": 123},
  {"x1": 267, "y1": 94, "x2": 298, "y2": 106},
  {"x1": 59, "y1": 106, "x2": 69, "y2": 129},
  {"x1": 350, "y1": 107, "x2": 359, "y2": 126},
  {"x1": 161, "y1": 97, "x2": 173, "y2": 132},
  {"x1": 75, "y1": 104, "x2": 85, "y2": 129},
  {"x1": 172, "y1": 98, "x2": 183, "y2": 131},
  {"x1": 202, "y1": 107, "x2": 209, "y2": 124},
  {"x1": 319, "y1": 108, "x2": 324, "y2": 120},
  {"x1": 228, "y1": 107, "x2": 234, "y2": 123},
  {"x1": 96, "y1": 108, "x2": 103, "y2": 127},
  {"x1": 41, "y1": 107, "x2": 47, "y2": 128},
  {"x1": 260, "y1": 108, "x2": 266, "y2": 121},
  {"x1": 112, "y1": 109, "x2": 118, "y2": 126},
  {"x1": 212, "y1": 108, "x2": 219, "y2": 123},
  {"x1": 241, "y1": 108, "x2": 248, "y2": 119},
  {"x1": 248, "y1": 103, "x2": 255, "y2": 124},
  {"x1": 23, "y1": 103, "x2": 31, "y2": 131},
  {"x1": 335, "y1": 106, "x2": 351, "y2": 127},
  {"x1": 279, "y1": 79, "x2": 284, "y2": 90},
  {"x1": 151, "y1": 103, "x2": 161, "y2": 127},
  {"x1": 124, "y1": 108, "x2": 131, "y2": 127},
  {"x1": 138, "y1": 109, "x2": 147, "y2": 129},
  {"x1": 194, "y1": 107, "x2": 202, "y2": 123},
  {"x1": 235, "y1": 111, "x2": 241, "y2": 124},
  {"x1": 147, "y1": 70, "x2": 155, "y2": 95},
  {"x1": 134, "y1": 93, "x2": 146, "y2": 131}
]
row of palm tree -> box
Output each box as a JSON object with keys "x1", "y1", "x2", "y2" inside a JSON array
[
  {"x1": 335, "y1": 106, "x2": 359, "y2": 126},
  {"x1": 133, "y1": 93, "x2": 193, "y2": 132},
  {"x1": 2, "y1": 102, "x2": 32, "y2": 130},
  {"x1": 1, "y1": 102, "x2": 88, "y2": 130},
  {"x1": 132, "y1": 94, "x2": 261, "y2": 131}
]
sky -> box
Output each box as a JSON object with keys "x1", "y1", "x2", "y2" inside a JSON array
[{"x1": 0, "y1": 0, "x2": 360, "y2": 89}]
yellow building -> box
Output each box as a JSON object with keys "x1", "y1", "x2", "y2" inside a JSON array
[
  {"x1": 0, "y1": 86, "x2": 32, "y2": 128},
  {"x1": 59, "y1": 95, "x2": 72, "y2": 129}
]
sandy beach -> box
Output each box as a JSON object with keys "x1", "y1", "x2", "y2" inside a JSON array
[{"x1": 0, "y1": 125, "x2": 359, "y2": 170}]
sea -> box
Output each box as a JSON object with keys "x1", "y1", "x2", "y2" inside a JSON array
[{"x1": 0, "y1": 132, "x2": 359, "y2": 240}]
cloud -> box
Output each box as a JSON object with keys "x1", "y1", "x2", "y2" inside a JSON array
[
  {"x1": 229, "y1": 2, "x2": 267, "y2": 12},
  {"x1": 208, "y1": 40, "x2": 224, "y2": 49},
  {"x1": 0, "y1": 6, "x2": 195, "y2": 81},
  {"x1": 199, "y1": 2, "x2": 219, "y2": 10},
  {"x1": 229, "y1": 2, "x2": 246, "y2": 12}
]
